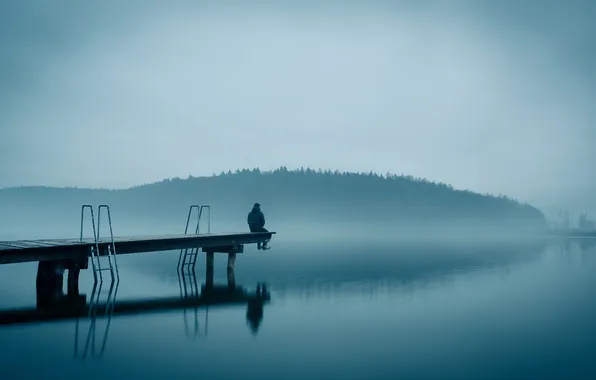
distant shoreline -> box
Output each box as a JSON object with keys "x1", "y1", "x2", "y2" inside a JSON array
[{"x1": 548, "y1": 228, "x2": 596, "y2": 238}]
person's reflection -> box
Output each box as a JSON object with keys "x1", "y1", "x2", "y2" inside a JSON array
[
  {"x1": 246, "y1": 299, "x2": 264, "y2": 334},
  {"x1": 246, "y1": 283, "x2": 268, "y2": 335},
  {"x1": 197, "y1": 264, "x2": 269, "y2": 335},
  {"x1": 225, "y1": 267, "x2": 268, "y2": 335}
]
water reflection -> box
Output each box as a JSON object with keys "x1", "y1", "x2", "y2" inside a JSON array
[
  {"x1": 74, "y1": 280, "x2": 119, "y2": 360},
  {"x1": 1, "y1": 241, "x2": 596, "y2": 379},
  {"x1": 178, "y1": 268, "x2": 205, "y2": 339},
  {"x1": 555, "y1": 238, "x2": 596, "y2": 267},
  {"x1": 0, "y1": 265, "x2": 271, "y2": 361},
  {"x1": 578, "y1": 237, "x2": 596, "y2": 251}
]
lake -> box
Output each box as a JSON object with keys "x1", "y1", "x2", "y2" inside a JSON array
[{"x1": 1, "y1": 237, "x2": 595, "y2": 379}]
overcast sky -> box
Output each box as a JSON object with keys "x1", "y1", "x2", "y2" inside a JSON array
[{"x1": 0, "y1": 0, "x2": 594, "y2": 210}]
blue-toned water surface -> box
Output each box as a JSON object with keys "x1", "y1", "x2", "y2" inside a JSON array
[{"x1": 0, "y1": 237, "x2": 595, "y2": 380}]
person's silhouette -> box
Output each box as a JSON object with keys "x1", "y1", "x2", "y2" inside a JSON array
[{"x1": 247, "y1": 203, "x2": 269, "y2": 250}]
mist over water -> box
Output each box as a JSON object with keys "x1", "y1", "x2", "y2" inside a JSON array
[
  {"x1": 1, "y1": 221, "x2": 596, "y2": 379},
  {"x1": 0, "y1": 171, "x2": 592, "y2": 379},
  {"x1": 0, "y1": 168, "x2": 551, "y2": 243}
]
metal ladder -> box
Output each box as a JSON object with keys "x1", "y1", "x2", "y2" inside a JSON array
[
  {"x1": 97, "y1": 205, "x2": 120, "y2": 282},
  {"x1": 80, "y1": 205, "x2": 119, "y2": 283},
  {"x1": 177, "y1": 205, "x2": 211, "y2": 272}
]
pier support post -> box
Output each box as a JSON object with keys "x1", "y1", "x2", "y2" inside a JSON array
[
  {"x1": 227, "y1": 253, "x2": 236, "y2": 272},
  {"x1": 65, "y1": 257, "x2": 86, "y2": 296},
  {"x1": 227, "y1": 264, "x2": 236, "y2": 289},
  {"x1": 36, "y1": 260, "x2": 64, "y2": 309},
  {"x1": 227, "y1": 252, "x2": 236, "y2": 289},
  {"x1": 35, "y1": 258, "x2": 87, "y2": 310},
  {"x1": 67, "y1": 267, "x2": 81, "y2": 296},
  {"x1": 205, "y1": 251, "x2": 214, "y2": 290}
]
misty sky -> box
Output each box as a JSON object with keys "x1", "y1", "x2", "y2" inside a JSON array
[{"x1": 1, "y1": 0, "x2": 594, "y2": 210}]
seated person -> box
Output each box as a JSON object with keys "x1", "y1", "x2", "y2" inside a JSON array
[{"x1": 247, "y1": 202, "x2": 269, "y2": 250}]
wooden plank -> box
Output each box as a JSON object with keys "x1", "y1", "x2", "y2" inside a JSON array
[
  {"x1": 19, "y1": 240, "x2": 58, "y2": 246},
  {"x1": 0, "y1": 231, "x2": 275, "y2": 264},
  {"x1": 0, "y1": 244, "x2": 88, "y2": 265},
  {"x1": 0, "y1": 244, "x2": 17, "y2": 251},
  {"x1": 0, "y1": 232, "x2": 274, "y2": 249},
  {"x1": 0, "y1": 241, "x2": 35, "y2": 249},
  {"x1": 19, "y1": 240, "x2": 70, "y2": 248},
  {"x1": 105, "y1": 232, "x2": 274, "y2": 255},
  {"x1": 0, "y1": 240, "x2": 83, "y2": 250},
  {"x1": 35, "y1": 240, "x2": 84, "y2": 246},
  {"x1": 34, "y1": 239, "x2": 84, "y2": 245}
]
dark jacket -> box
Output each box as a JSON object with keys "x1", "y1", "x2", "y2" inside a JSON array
[{"x1": 247, "y1": 205, "x2": 265, "y2": 229}]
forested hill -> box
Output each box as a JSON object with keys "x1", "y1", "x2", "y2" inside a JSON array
[{"x1": 0, "y1": 168, "x2": 547, "y2": 235}]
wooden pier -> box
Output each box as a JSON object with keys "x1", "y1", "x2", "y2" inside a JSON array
[
  {"x1": 0, "y1": 231, "x2": 275, "y2": 265},
  {"x1": 0, "y1": 204, "x2": 274, "y2": 354},
  {"x1": 0, "y1": 204, "x2": 276, "y2": 289}
]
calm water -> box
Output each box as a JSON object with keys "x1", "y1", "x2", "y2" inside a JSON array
[{"x1": 1, "y1": 237, "x2": 595, "y2": 379}]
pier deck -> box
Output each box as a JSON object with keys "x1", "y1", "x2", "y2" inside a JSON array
[{"x1": 0, "y1": 231, "x2": 275, "y2": 265}]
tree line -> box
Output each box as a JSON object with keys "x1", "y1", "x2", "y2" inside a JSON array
[{"x1": 0, "y1": 167, "x2": 547, "y2": 233}]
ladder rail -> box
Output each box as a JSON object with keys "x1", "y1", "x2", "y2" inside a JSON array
[
  {"x1": 80, "y1": 205, "x2": 101, "y2": 283},
  {"x1": 190, "y1": 205, "x2": 210, "y2": 271},
  {"x1": 178, "y1": 205, "x2": 209, "y2": 271},
  {"x1": 98, "y1": 205, "x2": 119, "y2": 281},
  {"x1": 197, "y1": 205, "x2": 211, "y2": 234},
  {"x1": 184, "y1": 205, "x2": 200, "y2": 235},
  {"x1": 191, "y1": 247, "x2": 199, "y2": 272},
  {"x1": 179, "y1": 246, "x2": 201, "y2": 270},
  {"x1": 177, "y1": 205, "x2": 200, "y2": 270}
]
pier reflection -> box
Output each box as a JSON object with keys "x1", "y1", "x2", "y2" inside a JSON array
[{"x1": 0, "y1": 266, "x2": 271, "y2": 360}]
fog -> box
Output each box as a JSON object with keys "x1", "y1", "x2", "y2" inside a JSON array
[
  {"x1": 0, "y1": 204, "x2": 548, "y2": 244},
  {"x1": 1, "y1": 0, "x2": 595, "y2": 218},
  {"x1": 0, "y1": 167, "x2": 550, "y2": 244}
]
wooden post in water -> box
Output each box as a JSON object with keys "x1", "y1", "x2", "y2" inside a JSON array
[
  {"x1": 36, "y1": 260, "x2": 64, "y2": 309},
  {"x1": 66, "y1": 256, "x2": 87, "y2": 296},
  {"x1": 227, "y1": 258, "x2": 236, "y2": 289},
  {"x1": 227, "y1": 252, "x2": 236, "y2": 272},
  {"x1": 67, "y1": 267, "x2": 80, "y2": 296},
  {"x1": 205, "y1": 251, "x2": 214, "y2": 290}
]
